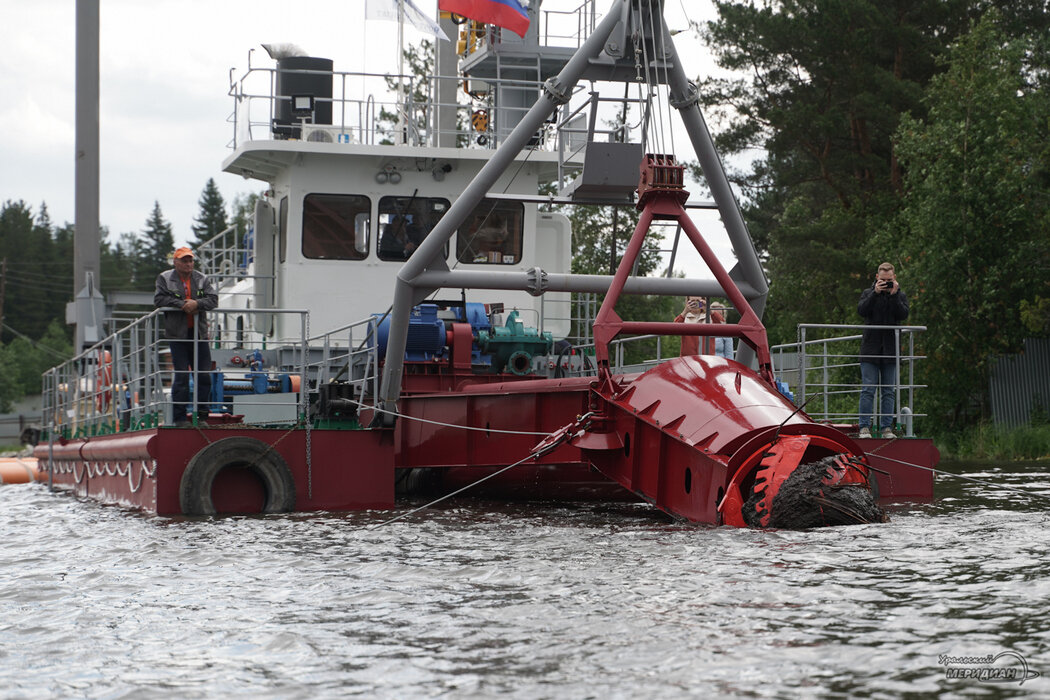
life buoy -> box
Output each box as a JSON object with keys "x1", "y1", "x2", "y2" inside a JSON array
[{"x1": 179, "y1": 437, "x2": 296, "y2": 515}]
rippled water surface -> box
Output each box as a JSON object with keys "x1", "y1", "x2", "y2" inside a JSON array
[{"x1": 2, "y1": 461, "x2": 1049, "y2": 699}]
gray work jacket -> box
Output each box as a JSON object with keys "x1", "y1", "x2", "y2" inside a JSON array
[{"x1": 154, "y1": 269, "x2": 218, "y2": 340}]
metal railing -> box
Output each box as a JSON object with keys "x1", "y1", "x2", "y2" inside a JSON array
[
  {"x1": 197, "y1": 224, "x2": 252, "y2": 287},
  {"x1": 526, "y1": 0, "x2": 600, "y2": 47},
  {"x1": 307, "y1": 316, "x2": 383, "y2": 411},
  {"x1": 226, "y1": 64, "x2": 587, "y2": 154},
  {"x1": 771, "y1": 324, "x2": 927, "y2": 436},
  {"x1": 41, "y1": 308, "x2": 310, "y2": 440}
]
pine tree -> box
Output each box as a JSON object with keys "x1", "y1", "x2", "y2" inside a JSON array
[
  {"x1": 100, "y1": 230, "x2": 142, "y2": 291},
  {"x1": 191, "y1": 178, "x2": 229, "y2": 246},
  {"x1": 0, "y1": 200, "x2": 64, "y2": 343},
  {"x1": 139, "y1": 202, "x2": 175, "y2": 286}
]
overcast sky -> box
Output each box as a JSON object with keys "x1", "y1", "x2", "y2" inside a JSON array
[{"x1": 1, "y1": 0, "x2": 736, "y2": 277}]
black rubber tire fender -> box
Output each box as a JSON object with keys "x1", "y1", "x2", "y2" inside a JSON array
[{"x1": 179, "y1": 436, "x2": 296, "y2": 515}]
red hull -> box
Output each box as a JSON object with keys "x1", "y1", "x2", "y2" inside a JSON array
[
  {"x1": 37, "y1": 427, "x2": 394, "y2": 515},
  {"x1": 33, "y1": 366, "x2": 937, "y2": 518}
]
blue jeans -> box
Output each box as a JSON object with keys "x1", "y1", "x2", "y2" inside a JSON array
[
  {"x1": 859, "y1": 361, "x2": 897, "y2": 430},
  {"x1": 169, "y1": 338, "x2": 212, "y2": 421}
]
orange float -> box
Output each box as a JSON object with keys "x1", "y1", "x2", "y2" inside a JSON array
[{"x1": 0, "y1": 457, "x2": 44, "y2": 484}]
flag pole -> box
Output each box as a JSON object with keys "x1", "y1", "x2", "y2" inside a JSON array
[{"x1": 397, "y1": 0, "x2": 406, "y2": 144}]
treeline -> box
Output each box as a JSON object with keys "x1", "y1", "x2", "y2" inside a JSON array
[
  {"x1": 0, "y1": 179, "x2": 253, "y2": 412},
  {"x1": 695, "y1": 2, "x2": 1050, "y2": 429}
]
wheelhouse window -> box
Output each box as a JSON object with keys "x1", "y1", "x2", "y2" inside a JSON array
[
  {"x1": 456, "y1": 199, "x2": 524, "y2": 264},
  {"x1": 378, "y1": 196, "x2": 450, "y2": 261},
  {"x1": 302, "y1": 194, "x2": 370, "y2": 260}
]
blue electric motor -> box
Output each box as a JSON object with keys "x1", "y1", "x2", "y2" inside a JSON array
[{"x1": 373, "y1": 304, "x2": 447, "y2": 361}]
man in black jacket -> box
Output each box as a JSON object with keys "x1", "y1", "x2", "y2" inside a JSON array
[
  {"x1": 154, "y1": 247, "x2": 218, "y2": 426},
  {"x1": 857, "y1": 262, "x2": 909, "y2": 438}
]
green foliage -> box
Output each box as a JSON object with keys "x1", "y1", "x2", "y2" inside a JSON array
[
  {"x1": 567, "y1": 205, "x2": 661, "y2": 276},
  {"x1": 936, "y1": 422, "x2": 1050, "y2": 461},
  {"x1": 695, "y1": 1, "x2": 1048, "y2": 342},
  {"x1": 231, "y1": 191, "x2": 262, "y2": 246},
  {"x1": 0, "y1": 320, "x2": 71, "y2": 411},
  {"x1": 557, "y1": 202, "x2": 679, "y2": 364},
  {"x1": 0, "y1": 201, "x2": 74, "y2": 343},
  {"x1": 1020, "y1": 296, "x2": 1050, "y2": 336},
  {"x1": 0, "y1": 344, "x2": 20, "y2": 412},
  {"x1": 699, "y1": 1, "x2": 1050, "y2": 431},
  {"x1": 191, "y1": 178, "x2": 229, "y2": 246},
  {"x1": 879, "y1": 14, "x2": 1050, "y2": 428},
  {"x1": 764, "y1": 198, "x2": 878, "y2": 344},
  {"x1": 379, "y1": 40, "x2": 436, "y2": 145}
]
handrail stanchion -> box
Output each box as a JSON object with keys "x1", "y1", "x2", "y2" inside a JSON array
[
  {"x1": 821, "y1": 337, "x2": 829, "y2": 421},
  {"x1": 908, "y1": 329, "x2": 916, "y2": 436},
  {"x1": 799, "y1": 326, "x2": 807, "y2": 407},
  {"x1": 894, "y1": 327, "x2": 902, "y2": 435}
]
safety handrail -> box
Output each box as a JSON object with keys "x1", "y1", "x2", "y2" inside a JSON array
[
  {"x1": 771, "y1": 324, "x2": 927, "y2": 436},
  {"x1": 226, "y1": 64, "x2": 585, "y2": 153},
  {"x1": 41, "y1": 308, "x2": 311, "y2": 440}
]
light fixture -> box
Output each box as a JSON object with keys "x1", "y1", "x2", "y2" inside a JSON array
[
  {"x1": 291, "y1": 94, "x2": 314, "y2": 119},
  {"x1": 432, "y1": 162, "x2": 452, "y2": 181},
  {"x1": 376, "y1": 164, "x2": 400, "y2": 185}
]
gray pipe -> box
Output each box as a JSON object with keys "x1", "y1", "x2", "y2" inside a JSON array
[{"x1": 411, "y1": 269, "x2": 761, "y2": 299}]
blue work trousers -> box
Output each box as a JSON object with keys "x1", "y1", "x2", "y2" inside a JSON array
[
  {"x1": 169, "y1": 338, "x2": 212, "y2": 421},
  {"x1": 859, "y1": 361, "x2": 897, "y2": 430}
]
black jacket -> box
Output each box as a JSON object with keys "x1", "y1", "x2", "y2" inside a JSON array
[
  {"x1": 154, "y1": 269, "x2": 218, "y2": 340},
  {"x1": 858, "y1": 283, "x2": 909, "y2": 361}
]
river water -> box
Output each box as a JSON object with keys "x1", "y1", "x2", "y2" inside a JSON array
[{"x1": 1, "y1": 460, "x2": 1048, "y2": 699}]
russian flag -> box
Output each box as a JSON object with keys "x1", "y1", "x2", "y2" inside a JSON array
[{"x1": 439, "y1": 0, "x2": 531, "y2": 38}]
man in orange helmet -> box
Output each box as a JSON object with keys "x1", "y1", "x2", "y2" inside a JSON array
[{"x1": 154, "y1": 247, "x2": 218, "y2": 426}]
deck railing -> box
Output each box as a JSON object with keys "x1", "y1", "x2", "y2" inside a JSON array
[
  {"x1": 771, "y1": 324, "x2": 927, "y2": 436},
  {"x1": 226, "y1": 64, "x2": 588, "y2": 154},
  {"x1": 307, "y1": 315, "x2": 383, "y2": 415},
  {"x1": 41, "y1": 308, "x2": 310, "y2": 440},
  {"x1": 196, "y1": 224, "x2": 252, "y2": 286}
]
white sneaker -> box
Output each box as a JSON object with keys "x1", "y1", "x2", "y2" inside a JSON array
[
  {"x1": 859, "y1": 427, "x2": 872, "y2": 439},
  {"x1": 881, "y1": 428, "x2": 897, "y2": 439}
]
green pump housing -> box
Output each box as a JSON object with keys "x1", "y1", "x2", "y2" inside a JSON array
[{"x1": 477, "y1": 310, "x2": 553, "y2": 375}]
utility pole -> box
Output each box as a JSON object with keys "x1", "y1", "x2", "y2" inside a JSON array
[{"x1": 71, "y1": 0, "x2": 106, "y2": 350}]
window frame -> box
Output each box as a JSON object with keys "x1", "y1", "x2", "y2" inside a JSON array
[
  {"x1": 301, "y1": 193, "x2": 372, "y2": 261},
  {"x1": 455, "y1": 199, "x2": 525, "y2": 265}
]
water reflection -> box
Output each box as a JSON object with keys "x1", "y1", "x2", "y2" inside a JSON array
[{"x1": 0, "y1": 461, "x2": 1047, "y2": 698}]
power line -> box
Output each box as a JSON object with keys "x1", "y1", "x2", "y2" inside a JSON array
[{"x1": 0, "y1": 322, "x2": 71, "y2": 360}]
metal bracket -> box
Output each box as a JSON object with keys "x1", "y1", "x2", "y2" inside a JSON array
[
  {"x1": 525, "y1": 267, "x2": 549, "y2": 297},
  {"x1": 543, "y1": 77, "x2": 571, "y2": 106},
  {"x1": 669, "y1": 82, "x2": 700, "y2": 110}
]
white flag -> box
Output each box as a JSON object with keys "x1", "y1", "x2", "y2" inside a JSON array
[{"x1": 365, "y1": 0, "x2": 450, "y2": 41}]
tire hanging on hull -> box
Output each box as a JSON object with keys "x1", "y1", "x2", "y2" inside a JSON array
[{"x1": 179, "y1": 436, "x2": 296, "y2": 516}]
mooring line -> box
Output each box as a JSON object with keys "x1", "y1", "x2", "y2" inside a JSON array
[
  {"x1": 873, "y1": 452, "x2": 1050, "y2": 504},
  {"x1": 367, "y1": 449, "x2": 543, "y2": 529},
  {"x1": 351, "y1": 398, "x2": 552, "y2": 437},
  {"x1": 367, "y1": 414, "x2": 588, "y2": 529}
]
